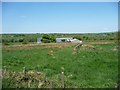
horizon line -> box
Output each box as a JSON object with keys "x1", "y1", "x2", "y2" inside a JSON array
[{"x1": 1, "y1": 31, "x2": 117, "y2": 34}]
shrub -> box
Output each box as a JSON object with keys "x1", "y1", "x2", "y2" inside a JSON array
[
  {"x1": 73, "y1": 36, "x2": 82, "y2": 40},
  {"x1": 14, "y1": 39, "x2": 19, "y2": 42},
  {"x1": 2, "y1": 39, "x2": 11, "y2": 45},
  {"x1": 41, "y1": 34, "x2": 56, "y2": 43},
  {"x1": 19, "y1": 38, "x2": 24, "y2": 42},
  {"x1": 42, "y1": 34, "x2": 50, "y2": 39},
  {"x1": 10, "y1": 39, "x2": 14, "y2": 42},
  {"x1": 22, "y1": 39, "x2": 28, "y2": 44},
  {"x1": 3, "y1": 42, "x2": 10, "y2": 45},
  {"x1": 50, "y1": 36, "x2": 56, "y2": 42},
  {"x1": 110, "y1": 38, "x2": 114, "y2": 40},
  {"x1": 29, "y1": 38, "x2": 36, "y2": 42},
  {"x1": 41, "y1": 38, "x2": 50, "y2": 43}
]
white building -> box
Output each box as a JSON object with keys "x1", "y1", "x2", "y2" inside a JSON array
[
  {"x1": 70, "y1": 39, "x2": 82, "y2": 43},
  {"x1": 56, "y1": 38, "x2": 72, "y2": 43},
  {"x1": 56, "y1": 38, "x2": 82, "y2": 43},
  {"x1": 37, "y1": 37, "x2": 42, "y2": 44}
]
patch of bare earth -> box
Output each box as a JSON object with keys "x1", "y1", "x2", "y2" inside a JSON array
[
  {"x1": 87, "y1": 41, "x2": 115, "y2": 45},
  {"x1": 2, "y1": 43, "x2": 76, "y2": 50},
  {"x1": 2, "y1": 41, "x2": 115, "y2": 50}
]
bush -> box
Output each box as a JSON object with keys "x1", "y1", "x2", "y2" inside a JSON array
[
  {"x1": 73, "y1": 36, "x2": 82, "y2": 40},
  {"x1": 110, "y1": 38, "x2": 114, "y2": 40},
  {"x1": 3, "y1": 42, "x2": 10, "y2": 45},
  {"x1": 41, "y1": 38, "x2": 50, "y2": 43},
  {"x1": 10, "y1": 39, "x2": 14, "y2": 42},
  {"x1": 50, "y1": 36, "x2": 56, "y2": 42},
  {"x1": 42, "y1": 34, "x2": 50, "y2": 39},
  {"x1": 22, "y1": 39, "x2": 28, "y2": 44},
  {"x1": 19, "y1": 38, "x2": 24, "y2": 42},
  {"x1": 41, "y1": 34, "x2": 56, "y2": 43},
  {"x1": 29, "y1": 38, "x2": 36, "y2": 42},
  {"x1": 14, "y1": 39, "x2": 19, "y2": 42},
  {"x1": 2, "y1": 39, "x2": 11, "y2": 45}
]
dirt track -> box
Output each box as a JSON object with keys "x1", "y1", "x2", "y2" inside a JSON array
[
  {"x1": 86, "y1": 41, "x2": 116, "y2": 45},
  {"x1": 2, "y1": 41, "x2": 116, "y2": 50}
]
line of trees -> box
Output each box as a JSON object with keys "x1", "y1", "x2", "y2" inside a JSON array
[
  {"x1": 2, "y1": 38, "x2": 37, "y2": 45},
  {"x1": 2, "y1": 34, "x2": 56, "y2": 45},
  {"x1": 2, "y1": 33, "x2": 117, "y2": 45}
]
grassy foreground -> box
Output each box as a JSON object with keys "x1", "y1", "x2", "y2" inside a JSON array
[{"x1": 2, "y1": 43, "x2": 118, "y2": 88}]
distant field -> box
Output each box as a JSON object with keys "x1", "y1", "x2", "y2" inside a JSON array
[{"x1": 2, "y1": 42, "x2": 118, "y2": 88}]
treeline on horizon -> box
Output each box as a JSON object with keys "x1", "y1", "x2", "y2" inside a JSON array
[{"x1": 1, "y1": 32, "x2": 119, "y2": 45}]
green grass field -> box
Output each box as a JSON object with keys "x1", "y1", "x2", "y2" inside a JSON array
[{"x1": 2, "y1": 42, "x2": 118, "y2": 88}]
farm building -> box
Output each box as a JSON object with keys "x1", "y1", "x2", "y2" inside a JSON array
[
  {"x1": 37, "y1": 37, "x2": 82, "y2": 43},
  {"x1": 56, "y1": 38, "x2": 72, "y2": 43},
  {"x1": 56, "y1": 38, "x2": 82, "y2": 43},
  {"x1": 37, "y1": 37, "x2": 42, "y2": 44},
  {"x1": 70, "y1": 38, "x2": 82, "y2": 43}
]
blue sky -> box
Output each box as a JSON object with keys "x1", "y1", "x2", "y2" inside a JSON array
[{"x1": 2, "y1": 2, "x2": 118, "y2": 33}]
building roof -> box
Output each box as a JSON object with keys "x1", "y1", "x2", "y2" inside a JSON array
[{"x1": 56, "y1": 38, "x2": 73, "y2": 39}]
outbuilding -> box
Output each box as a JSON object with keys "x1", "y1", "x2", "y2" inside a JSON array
[
  {"x1": 56, "y1": 38, "x2": 72, "y2": 43},
  {"x1": 56, "y1": 38, "x2": 82, "y2": 43}
]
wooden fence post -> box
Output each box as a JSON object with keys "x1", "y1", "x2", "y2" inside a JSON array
[
  {"x1": 23, "y1": 67, "x2": 26, "y2": 79},
  {"x1": 74, "y1": 43, "x2": 82, "y2": 53}
]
